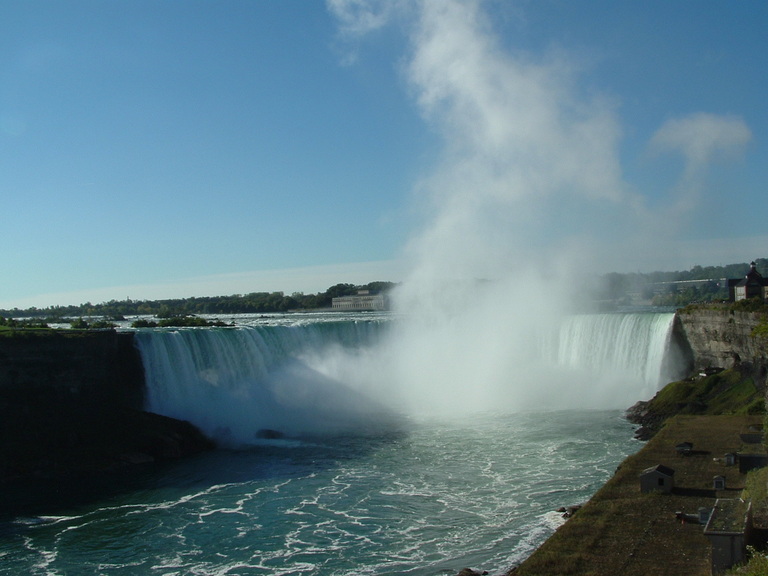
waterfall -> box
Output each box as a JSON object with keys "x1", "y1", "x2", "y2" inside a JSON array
[
  {"x1": 545, "y1": 312, "x2": 678, "y2": 400},
  {"x1": 133, "y1": 320, "x2": 394, "y2": 444},
  {"x1": 133, "y1": 312, "x2": 679, "y2": 443}
]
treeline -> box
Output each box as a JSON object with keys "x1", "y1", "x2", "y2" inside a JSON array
[
  {"x1": 3, "y1": 259, "x2": 767, "y2": 320},
  {"x1": 0, "y1": 281, "x2": 397, "y2": 320},
  {"x1": 596, "y1": 258, "x2": 768, "y2": 307}
]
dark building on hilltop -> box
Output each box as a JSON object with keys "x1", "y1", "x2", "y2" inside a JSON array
[{"x1": 728, "y1": 261, "x2": 768, "y2": 301}]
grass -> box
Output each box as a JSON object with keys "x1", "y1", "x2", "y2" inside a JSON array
[
  {"x1": 0, "y1": 325, "x2": 56, "y2": 338},
  {"x1": 513, "y1": 414, "x2": 765, "y2": 576},
  {"x1": 0, "y1": 325, "x2": 114, "y2": 339},
  {"x1": 645, "y1": 368, "x2": 765, "y2": 419},
  {"x1": 708, "y1": 378, "x2": 764, "y2": 415},
  {"x1": 742, "y1": 467, "x2": 768, "y2": 510},
  {"x1": 727, "y1": 548, "x2": 768, "y2": 575}
]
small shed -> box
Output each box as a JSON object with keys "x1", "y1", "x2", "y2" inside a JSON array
[
  {"x1": 639, "y1": 464, "x2": 675, "y2": 494},
  {"x1": 704, "y1": 498, "x2": 752, "y2": 574},
  {"x1": 714, "y1": 475, "x2": 726, "y2": 491}
]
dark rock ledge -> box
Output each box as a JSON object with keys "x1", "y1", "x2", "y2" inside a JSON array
[
  {"x1": 0, "y1": 329, "x2": 215, "y2": 516},
  {"x1": 0, "y1": 408, "x2": 214, "y2": 518},
  {"x1": 1, "y1": 409, "x2": 215, "y2": 481}
]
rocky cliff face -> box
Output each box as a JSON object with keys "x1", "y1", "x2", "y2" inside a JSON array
[
  {"x1": 0, "y1": 330, "x2": 212, "y2": 492},
  {"x1": 627, "y1": 306, "x2": 767, "y2": 440},
  {"x1": 675, "y1": 307, "x2": 768, "y2": 372},
  {"x1": 0, "y1": 330, "x2": 144, "y2": 415}
]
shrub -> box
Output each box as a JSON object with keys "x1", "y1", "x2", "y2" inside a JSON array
[{"x1": 131, "y1": 319, "x2": 158, "y2": 328}]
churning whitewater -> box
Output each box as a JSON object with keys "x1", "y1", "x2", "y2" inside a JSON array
[
  {"x1": 4, "y1": 411, "x2": 638, "y2": 576},
  {"x1": 1, "y1": 311, "x2": 678, "y2": 575}
]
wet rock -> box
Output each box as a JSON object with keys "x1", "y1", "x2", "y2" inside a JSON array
[{"x1": 456, "y1": 569, "x2": 487, "y2": 576}]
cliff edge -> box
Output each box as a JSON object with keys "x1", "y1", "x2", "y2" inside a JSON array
[
  {"x1": 627, "y1": 304, "x2": 767, "y2": 439},
  {"x1": 0, "y1": 329, "x2": 213, "y2": 510},
  {"x1": 676, "y1": 303, "x2": 768, "y2": 373}
]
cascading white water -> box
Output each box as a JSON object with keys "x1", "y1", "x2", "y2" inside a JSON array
[
  {"x1": 551, "y1": 313, "x2": 675, "y2": 388},
  {"x1": 133, "y1": 312, "x2": 679, "y2": 443},
  {"x1": 133, "y1": 319, "x2": 394, "y2": 445},
  {"x1": 540, "y1": 312, "x2": 678, "y2": 407}
]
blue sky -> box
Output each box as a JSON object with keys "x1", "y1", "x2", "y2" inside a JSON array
[{"x1": 1, "y1": 0, "x2": 766, "y2": 309}]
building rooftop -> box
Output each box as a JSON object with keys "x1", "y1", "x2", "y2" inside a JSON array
[
  {"x1": 704, "y1": 498, "x2": 751, "y2": 535},
  {"x1": 641, "y1": 464, "x2": 675, "y2": 477}
]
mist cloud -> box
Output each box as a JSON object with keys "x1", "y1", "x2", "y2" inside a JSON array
[
  {"x1": 330, "y1": 0, "x2": 635, "y2": 292},
  {"x1": 398, "y1": 0, "x2": 632, "y2": 294},
  {"x1": 328, "y1": 0, "x2": 754, "y2": 281},
  {"x1": 408, "y1": 1, "x2": 624, "y2": 202},
  {"x1": 326, "y1": 0, "x2": 755, "y2": 414},
  {"x1": 326, "y1": 0, "x2": 630, "y2": 413}
]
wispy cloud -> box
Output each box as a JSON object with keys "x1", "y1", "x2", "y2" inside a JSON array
[
  {"x1": 649, "y1": 112, "x2": 752, "y2": 213},
  {"x1": 326, "y1": 0, "x2": 394, "y2": 37},
  {"x1": 326, "y1": 0, "x2": 402, "y2": 64},
  {"x1": 651, "y1": 113, "x2": 752, "y2": 169}
]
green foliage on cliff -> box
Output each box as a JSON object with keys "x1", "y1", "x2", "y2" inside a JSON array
[
  {"x1": 0, "y1": 316, "x2": 51, "y2": 332},
  {"x1": 752, "y1": 317, "x2": 768, "y2": 341},
  {"x1": 728, "y1": 466, "x2": 768, "y2": 575},
  {"x1": 735, "y1": 466, "x2": 768, "y2": 575},
  {"x1": 679, "y1": 298, "x2": 768, "y2": 315},
  {"x1": 645, "y1": 367, "x2": 765, "y2": 419},
  {"x1": 727, "y1": 548, "x2": 768, "y2": 576},
  {"x1": 742, "y1": 467, "x2": 768, "y2": 508},
  {"x1": 732, "y1": 297, "x2": 768, "y2": 313}
]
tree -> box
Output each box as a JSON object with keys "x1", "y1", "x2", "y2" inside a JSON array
[
  {"x1": 324, "y1": 283, "x2": 358, "y2": 299},
  {"x1": 70, "y1": 318, "x2": 89, "y2": 329}
]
